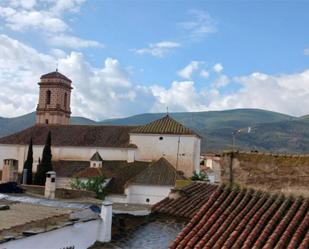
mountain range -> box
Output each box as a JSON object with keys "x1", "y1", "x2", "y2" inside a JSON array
[{"x1": 0, "y1": 109, "x2": 309, "y2": 153}]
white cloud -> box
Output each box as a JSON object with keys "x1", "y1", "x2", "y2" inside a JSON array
[
  {"x1": 150, "y1": 81, "x2": 207, "y2": 112},
  {"x1": 133, "y1": 41, "x2": 181, "y2": 57},
  {"x1": 48, "y1": 34, "x2": 104, "y2": 49},
  {"x1": 0, "y1": 6, "x2": 68, "y2": 33},
  {"x1": 1, "y1": 32, "x2": 309, "y2": 120},
  {"x1": 206, "y1": 71, "x2": 309, "y2": 116},
  {"x1": 213, "y1": 63, "x2": 223, "y2": 73},
  {"x1": 213, "y1": 75, "x2": 230, "y2": 88},
  {"x1": 178, "y1": 61, "x2": 202, "y2": 79},
  {"x1": 0, "y1": 34, "x2": 54, "y2": 116},
  {"x1": 9, "y1": 0, "x2": 37, "y2": 10},
  {"x1": 51, "y1": 0, "x2": 86, "y2": 13},
  {"x1": 200, "y1": 70, "x2": 210, "y2": 78},
  {"x1": 304, "y1": 48, "x2": 309, "y2": 56},
  {"x1": 0, "y1": 0, "x2": 86, "y2": 33},
  {"x1": 0, "y1": 34, "x2": 150, "y2": 120},
  {"x1": 0, "y1": 0, "x2": 101, "y2": 50},
  {"x1": 178, "y1": 9, "x2": 216, "y2": 40},
  {"x1": 150, "y1": 69, "x2": 309, "y2": 117}
]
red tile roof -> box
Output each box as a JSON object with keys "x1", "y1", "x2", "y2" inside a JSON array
[
  {"x1": 170, "y1": 186, "x2": 309, "y2": 249},
  {"x1": 40, "y1": 71, "x2": 72, "y2": 82},
  {"x1": 53, "y1": 160, "x2": 89, "y2": 177},
  {"x1": 0, "y1": 124, "x2": 136, "y2": 148},
  {"x1": 152, "y1": 182, "x2": 218, "y2": 219},
  {"x1": 74, "y1": 167, "x2": 103, "y2": 178},
  {"x1": 131, "y1": 115, "x2": 200, "y2": 137},
  {"x1": 127, "y1": 157, "x2": 187, "y2": 186}
]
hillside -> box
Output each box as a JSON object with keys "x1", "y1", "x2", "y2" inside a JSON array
[{"x1": 1, "y1": 109, "x2": 309, "y2": 153}]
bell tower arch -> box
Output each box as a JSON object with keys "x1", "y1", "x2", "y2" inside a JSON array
[{"x1": 36, "y1": 70, "x2": 73, "y2": 125}]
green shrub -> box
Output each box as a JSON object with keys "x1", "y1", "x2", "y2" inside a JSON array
[
  {"x1": 191, "y1": 171, "x2": 209, "y2": 182},
  {"x1": 70, "y1": 175, "x2": 107, "y2": 199}
]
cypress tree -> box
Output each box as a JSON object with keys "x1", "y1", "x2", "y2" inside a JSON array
[
  {"x1": 34, "y1": 131, "x2": 53, "y2": 185},
  {"x1": 23, "y1": 138, "x2": 33, "y2": 184}
]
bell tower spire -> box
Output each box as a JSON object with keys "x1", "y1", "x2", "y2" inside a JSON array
[{"x1": 36, "y1": 71, "x2": 73, "y2": 125}]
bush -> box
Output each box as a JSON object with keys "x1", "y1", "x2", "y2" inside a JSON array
[
  {"x1": 70, "y1": 175, "x2": 107, "y2": 200},
  {"x1": 191, "y1": 171, "x2": 209, "y2": 182}
]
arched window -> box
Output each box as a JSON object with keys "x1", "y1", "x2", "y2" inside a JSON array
[
  {"x1": 46, "y1": 90, "x2": 51, "y2": 105},
  {"x1": 64, "y1": 92, "x2": 67, "y2": 109}
]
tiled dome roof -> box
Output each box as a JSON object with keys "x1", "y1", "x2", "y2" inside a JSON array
[
  {"x1": 40, "y1": 71, "x2": 72, "y2": 82},
  {"x1": 131, "y1": 115, "x2": 200, "y2": 137}
]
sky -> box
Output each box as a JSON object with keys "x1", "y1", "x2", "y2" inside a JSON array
[{"x1": 0, "y1": 0, "x2": 309, "y2": 120}]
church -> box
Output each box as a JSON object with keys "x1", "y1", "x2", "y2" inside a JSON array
[{"x1": 0, "y1": 71, "x2": 201, "y2": 204}]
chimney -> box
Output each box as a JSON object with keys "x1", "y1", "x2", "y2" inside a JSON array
[
  {"x1": 97, "y1": 201, "x2": 113, "y2": 242},
  {"x1": 45, "y1": 171, "x2": 56, "y2": 199}
]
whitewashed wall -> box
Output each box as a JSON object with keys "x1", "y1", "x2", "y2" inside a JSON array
[
  {"x1": 105, "y1": 194, "x2": 128, "y2": 204},
  {"x1": 205, "y1": 158, "x2": 221, "y2": 183},
  {"x1": 1, "y1": 220, "x2": 100, "y2": 249},
  {"x1": 56, "y1": 177, "x2": 71, "y2": 189},
  {"x1": 130, "y1": 133, "x2": 201, "y2": 176},
  {"x1": 0, "y1": 144, "x2": 131, "y2": 173},
  {"x1": 125, "y1": 184, "x2": 173, "y2": 205}
]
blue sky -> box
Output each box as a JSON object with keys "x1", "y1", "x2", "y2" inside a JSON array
[{"x1": 0, "y1": 0, "x2": 309, "y2": 120}]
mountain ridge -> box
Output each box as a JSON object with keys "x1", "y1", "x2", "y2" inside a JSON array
[{"x1": 0, "y1": 109, "x2": 308, "y2": 153}]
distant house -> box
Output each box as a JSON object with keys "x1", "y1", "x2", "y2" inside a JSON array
[{"x1": 0, "y1": 71, "x2": 201, "y2": 180}]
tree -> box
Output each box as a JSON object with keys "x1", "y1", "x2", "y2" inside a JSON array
[
  {"x1": 34, "y1": 131, "x2": 53, "y2": 185},
  {"x1": 22, "y1": 138, "x2": 33, "y2": 184}
]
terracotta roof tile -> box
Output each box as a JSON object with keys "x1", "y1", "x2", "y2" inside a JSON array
[
  {"x1": 40, "y1": 71, "x2": 72, "y2": 82},
  {"x1": 127, "y1": 157, "x2": 187, "y2": 186},
  {"x1": 53, "y1": 160, "x2": 89, "y2": 177},
  {"x1": 74, "y1": 167, "x2": 103, "y2": 178},
  {"x1": 0, "y1": 124, "x2": 136, "y2": 148},
  {"x1": 131, "y1": 115, "x2": 200, "y2": 137},
  {"x1": 152, "y1": 182, "x2": 217, "y2": 219},
  {"x1": 169, "y1": 186, "x2": 309, "y2": 249}
]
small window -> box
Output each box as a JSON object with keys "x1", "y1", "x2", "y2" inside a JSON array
[
  {"x1": 45, "y1": 119, "x2": 49, "y2": 124},
  {"x1": 146, "y1": 198, "x2": 150, "y2": 203},
  {"x1": 64, "y1": 92, "x2": 67, "y2": 109},
  {"x1": 46, "y1": 90, "x2": 51, "y2": 105},
  {"x1": 93, "y1": 163, "x2": 96, "y2": 167},
  {"x1": 159, "y1": 137, "x2": 163, "y2": 140}
]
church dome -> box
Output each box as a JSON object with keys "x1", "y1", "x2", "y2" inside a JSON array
[{"x1": 40, "y1": 71, "x2": 72, "y2": 82}]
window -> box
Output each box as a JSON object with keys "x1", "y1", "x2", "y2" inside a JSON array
[
  {"x1": 64, "y1": 92, "x2": 67, "y2": 109},
  {"x1": 159, "y1": 136, "x2": 163, "y2": 140},
  {"x1": 45, "y1": 119, "x2": 49, "y2": 124},
  {"x1": 46, "y1": 90, "x2": 51, "y2": 105}
]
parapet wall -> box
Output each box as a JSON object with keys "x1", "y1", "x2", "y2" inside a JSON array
[
  {"x1": 221, "y1": 151, "x2": 309, "y2": 196},
  {"x1": 21, "y1": 185, "x2": 96, "y2": 199}
]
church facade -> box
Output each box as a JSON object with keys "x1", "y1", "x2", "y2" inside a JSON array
[{"x1": 0, "y1": 71, "x2": 201, "y2": 178}]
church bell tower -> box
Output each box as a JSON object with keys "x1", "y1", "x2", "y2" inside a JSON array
[{"x1": 36, "y1": 70, "x2": 73, "y2": 125}]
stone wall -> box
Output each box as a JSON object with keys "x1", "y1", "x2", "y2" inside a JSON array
[
  {"x1": 21, "y1": 185, "x2": 96, "y2": 199},
  {"x1": 221, "y1": 151, "x2": 309, "y2": 197}
]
